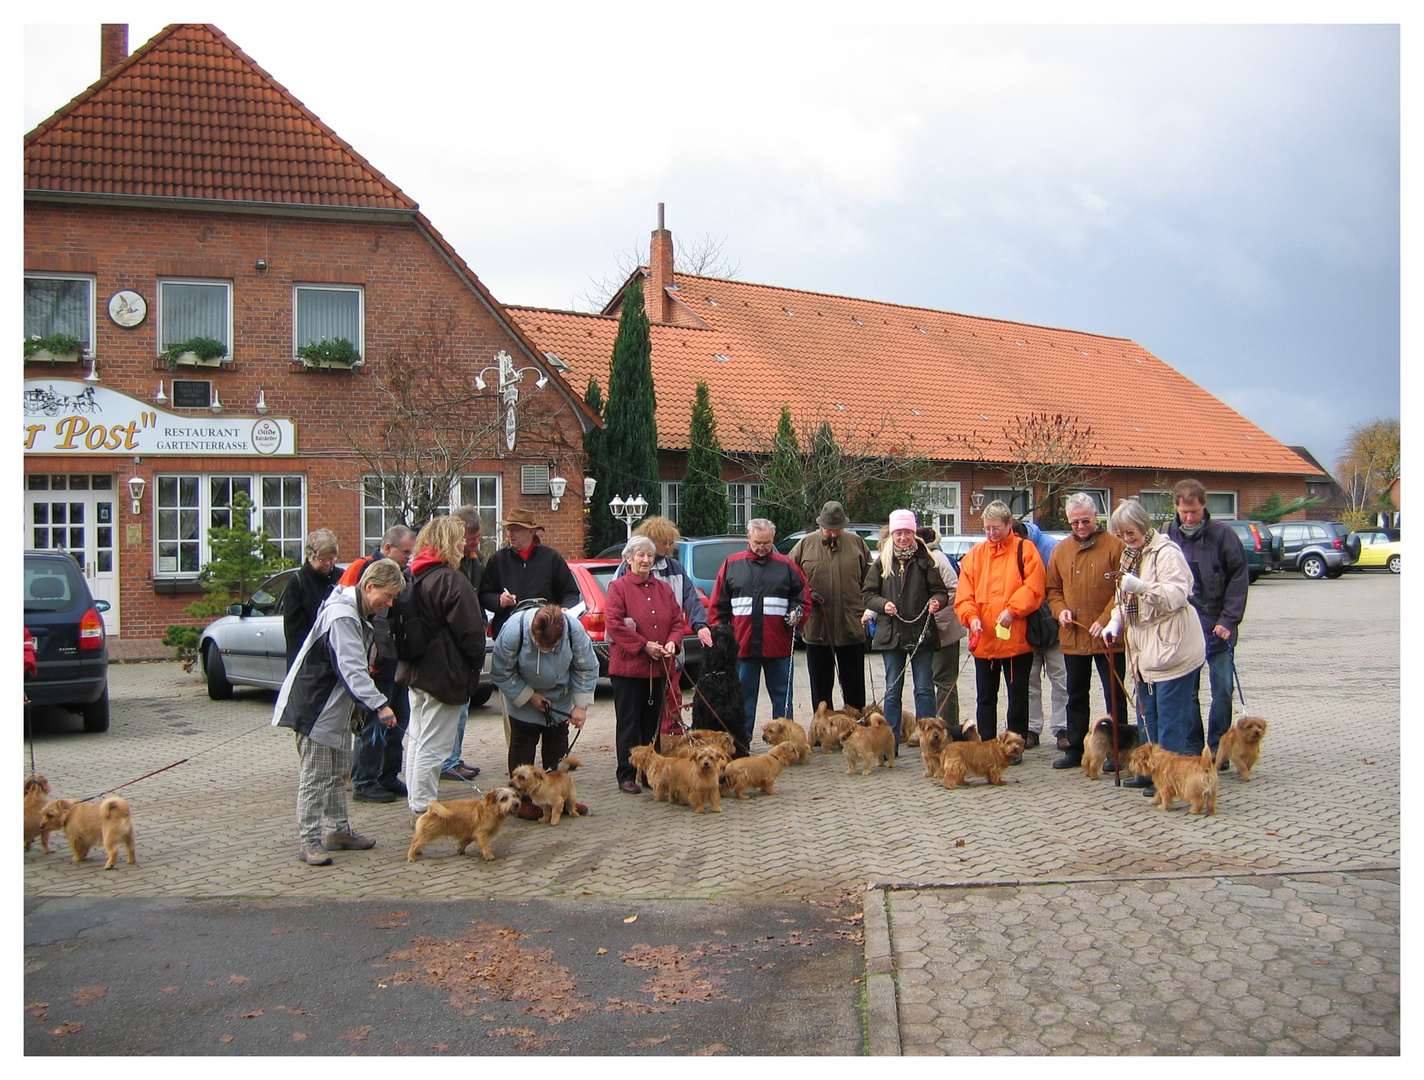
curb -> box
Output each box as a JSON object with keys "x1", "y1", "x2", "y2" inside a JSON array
[{"x1": 862, "y1": 882, "x2": 900, "y2": 1056}]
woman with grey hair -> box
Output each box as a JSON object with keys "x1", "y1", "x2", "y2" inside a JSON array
[
  {"x1": 282, "y1": 527, "x2": 342, "y2": 670},
  {"x1": 1104, "y1": 499, "x2": 1206, "y2": 795},
  {"x1": 605, "y1": 534, "x2": 689, "y2": 793}
]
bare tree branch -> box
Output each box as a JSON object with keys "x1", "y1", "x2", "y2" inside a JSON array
[
  {"x1": 573, "y1": 233, "x2": 742, "y2": 312},
  {"x1": 950, "y1": 412, "x2": 1103, "y2": 520}
]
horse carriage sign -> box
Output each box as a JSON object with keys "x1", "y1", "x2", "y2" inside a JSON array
[{"x1": 23, "y1": 379, "x2": 296, "y2": 457}]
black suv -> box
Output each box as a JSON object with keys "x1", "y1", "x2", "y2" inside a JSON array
[
  {"x1": 24, "y1": 550, "x2": 111, "y2": 732},
  {"x1": 1273, "y1": 520, "x2": 1360, "y2": 579},
  {"x1": 1216, "y1": 520, "x2": 1283, "y2": 582}
]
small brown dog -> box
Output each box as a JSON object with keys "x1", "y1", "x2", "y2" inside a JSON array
[
  {"x1": 1082, "y1": 716, "x2": 1141, "y2": 780},
  {"x1": 809, "y1": 701, "x2": 858, "y2": 753},
  {"x1": 721, "y1": 742, "x2": 799, "y2": 798},
  {"x1": 916, "y1": 718, "x2": 950, "y2": 778},
  {"x1": 24, "y1": 774, "x2": 54, "y2": 853},
  {"x1": 761, "y1": 718, "x2": 810, "y2": 763},
  {"x1": 664, "y1": 746, "x2": 724, "y2": 812},
  {"x1": 1148, "y1": 746, "x2": 1219, "y2": 815},
  {"x1": 1217, "y1": 716, "x2": 1268, "y2": 780},
  {"x1": 40, "y1": 797, "x2": 137, "y2": 869},
  {"x1": 843, "y1": 710, "x2": 896, "y2": 775},
  {"x1": 662, "y1": 729, "x2": 737, "y2": 760},
  {"x1": 941, "y1": 731, "x2": 1026, "y2": 789},
  {"x1": 407, "y1": 787, "x2": 521, "y2": 861},
  {"x1": 509, "y1": 757, "x2": 582, "y2": 825},
  {"x1": 629, "y1": 743, "x2": 681, "y2": 800}
]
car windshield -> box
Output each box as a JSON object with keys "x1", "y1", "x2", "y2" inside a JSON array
[
  {"x1": 24, "y1": 560, "x2": 83, "y2": 613},
  {"x1": 587, "y1": 565, "x2": 617, "y2": 595},
  {"x1": 689, "y1": 541, "x2": 745, "y2": 579}
]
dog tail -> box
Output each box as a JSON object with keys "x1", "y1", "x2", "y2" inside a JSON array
[
  {"x1": 557, "y1": 756, "x2": 582, "y2": 773},
  {"x1": 1200, "y1": 747, "x2": 1216, "y2": 771},
  {"x1": 426, "y1": 800, "x2": 452, "y2": 819},
  {"x1": 100, "y1": 797, "x2": 129, "y2": 820}
]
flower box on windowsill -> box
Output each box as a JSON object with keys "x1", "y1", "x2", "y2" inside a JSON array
[
  {"x1": 168, "y1": 351, "x2": 226, "y2": 368},
  {"x1": 292, "y1": 358, "x2": 363, "y2": 372},
  {"x1": 151, "y1": 358, "x2": 237, "y2": 372},
  {"x1": 25, "y1": 348, "x2": 82, "y2": 364}
]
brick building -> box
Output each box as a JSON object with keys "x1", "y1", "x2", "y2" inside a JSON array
[
  {"x1": 23, "y1": 24, "x2": 594, "y2": 641},
  {"x1": 512, "y1": 213, "x2": 1323, "y2": 537}
]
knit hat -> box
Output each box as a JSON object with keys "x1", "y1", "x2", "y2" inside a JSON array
[{"x1": 887, "y1": 509, "x2": 917, "y2": 533}]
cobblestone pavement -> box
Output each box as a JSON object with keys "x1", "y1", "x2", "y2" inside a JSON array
[{"x1": 23, "y1": 571, "x2": 1399, "y2": 1054}]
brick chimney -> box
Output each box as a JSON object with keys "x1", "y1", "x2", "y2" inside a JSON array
[
  {"x1": 101, "y1": 24, "x2": 129, "y2": 77},
  {"x1": 647, "y1": 202, "x2": 674, "y2": 324}
]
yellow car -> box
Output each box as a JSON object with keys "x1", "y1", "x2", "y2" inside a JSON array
[{"x1": 1352, "y1": 529, "x2": 1400, "y2": 573}]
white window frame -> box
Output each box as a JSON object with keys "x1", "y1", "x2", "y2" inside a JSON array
[
  {"x1": 157, "y1": 278, "x2": 233, "y2": 356},
  {"x1": 361, "y1": 474, "x2": 501, "y2": 554},
  {"x1": 726, "y1": 481, "x2": 763, "y2": 530},
  {"x1": 1205, "y1": 491, "x2": 1238, "y2": 518},
  {"x1": 1066, "y1": 487, "x2": 1111, "y2": 520},
  {"x1": 983, "y1": 486, "x2": 1032, "y2": 518},
  {"x1": 662, "y1": 481, "x2": 682, "y2": 526},
  {"x1": 294, "y1": 283, "x2": 364, "y2": 358},
  {"x1": 153, "y1": 472, "x2": 305, "y2": 576},
  {"x1": 918, "y1": 481, "x2": 962, "y2": 535},
  {"x1": 24, "y1": 273, "x2": 96, "y2": 355}
]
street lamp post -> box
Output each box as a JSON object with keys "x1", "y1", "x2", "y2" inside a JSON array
[{"x1": 609, "y1": 493, "x2": 649, "y2": 541}]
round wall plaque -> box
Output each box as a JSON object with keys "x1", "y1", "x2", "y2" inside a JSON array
[{"x1": 107, "y1": 290, "x2": 147, "y2": 328}]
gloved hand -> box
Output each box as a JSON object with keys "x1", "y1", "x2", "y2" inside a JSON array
[
  {"x1": 809, "y1": 589, "x2": 825, "y2": 607},
  {"x1": 1103, "y1": 616, "x2": 1122, "y2": 641},
  {"x1": 1119, "y1": 573, "x2": 1144, "y2": 594}
]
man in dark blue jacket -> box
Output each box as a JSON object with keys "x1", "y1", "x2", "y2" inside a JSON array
[{"x1": 1166, "y1": 478, "x2": 1249, "y2": 763}]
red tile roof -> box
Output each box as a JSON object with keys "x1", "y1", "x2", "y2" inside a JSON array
[
  {"x1": 24, "y1": 24, "x2": 416, "y2": 210},
  {"x1": 510, "y1": 272, "x2": 1321, "y2": 476}
]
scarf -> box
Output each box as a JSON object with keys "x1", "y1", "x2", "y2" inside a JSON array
[{"x1": 1119, "y1": 528, "x2": 1154, "y2": 623}]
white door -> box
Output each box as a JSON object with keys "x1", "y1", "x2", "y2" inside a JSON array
[{"x1": 25, "y1": 473, "x2": 121, "y2": 635}]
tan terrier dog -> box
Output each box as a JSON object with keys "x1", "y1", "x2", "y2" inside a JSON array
[
  {"x1": 664, "y1": 746, "x2": 724, "y2": 813},
  {"x1": 761, "y1": 718, "x2": 810, "y2": 763},
  {"x1": 509, "y1": 757, "x2": 582, "y2": 825},
  {"x1": 915, "y1": 718, "x2": 950, "y2": 778},
  {"x1": 40, "y1": 797, "x2": 137, "y2": 869},
  {"x1": 1217, "y1": 716, "x2": 1269, "y2": 780},
  {"x1": 407, "y1": 787, "x2": 521, "y2": 861},
  {"x1": 1147, "y1": 746, "x2": 1219, "y2": 815},
  {"x1": 629, "y1": 743, "x2": 680, "y2": 799},
  {"x1": 842, "y1": 710, "x2": 896, "y2": 775},
  {"x1": 24, "y1": 774, "x2": 54, "y2": 853},
  {"x1": 661, "y1": 728, "x2": 737, "y2": 760},
  {"x1": 721, "y1": 742, "x2": 800, "y2": 799},
  {"x1": 940, "y1": 731, "x2": 1026, "y2": 789},
  {"x1": 1082, "y1": 716, "x2": 1141, "y2": 780},
  {"x1": 809, "y1": 701, "x2": 858, "y2": 753}
]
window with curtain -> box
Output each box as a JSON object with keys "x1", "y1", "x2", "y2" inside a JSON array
[
  {"x1": 295, "y1": 285, "x2": 362, "y2": 353},
  {"x1": 662, "y1": 481, "x2": 682, "y2": 526},
  {"x1": 983, "y1": 487, "x2": 1031, "y2": 518},
  {"x1": 155, "y1": 473, "x2": 304, "y2": 575},
  {"x1": 917, "y1": 481, "x2": 961, "y2": 535},
  {"x1": 159, "y1": 280, "x2": 230, "y2": 351},
  {"x1": 25, "y1": 276, "x2": 94, "y2": 351},
  {"x1": 1206, "y1": 491, "x2": 1238, "y2": 518}
]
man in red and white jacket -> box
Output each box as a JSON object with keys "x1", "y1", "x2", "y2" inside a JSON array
[{"x1": 709, "y1": 518, "x2": 809, "y2": 744}]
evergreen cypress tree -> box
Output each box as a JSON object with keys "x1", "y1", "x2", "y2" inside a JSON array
[
  {"x1": 679, "y1": 380, "x2": 730, "y2": 536},
  {"x1": 597, "y1": 279, "x2": 660, "y2": 551},
  {"x1": 754, "y1": 404, "x2": 805, "y2": 538},
  {"x1": 582, "y1": 375, "x2": 615, "y2": 554}
]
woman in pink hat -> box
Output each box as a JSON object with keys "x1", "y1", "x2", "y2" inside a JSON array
[{"x1": 861, "y1": 509, "x2": 949, "y2": 742}]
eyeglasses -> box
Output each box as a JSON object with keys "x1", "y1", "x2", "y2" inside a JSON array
[{"x1": 1068, "y1": 518, "x2": 1096, "y2": 528}]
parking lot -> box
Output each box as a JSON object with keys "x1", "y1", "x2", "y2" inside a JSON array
[{"x1": 23, "y1": 569, "x2": 1398, "y2": 1054}]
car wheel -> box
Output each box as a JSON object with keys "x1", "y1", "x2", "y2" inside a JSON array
[
  {"x1": 82, "y1": 688, "x2": 110, "y2": 733},
  {"x1": 469, "y1": 685, "x2": 494, "y2": 707},
  {"x1": 1300, "y1": 554, "x2": 1327, "y2": 580},
  {"x1": 204, "y1": 644, "x2": 234, "y2": 700},
  {"x1": 1325, "y1": 568, "x2": 1344, "y2": 578},
  {"x1": 1248, "y1": 571, "x2": 1260, "y2": 584},
  {"x1": 1389, "y1": 554, "x2": 1401, "y2": 574}
]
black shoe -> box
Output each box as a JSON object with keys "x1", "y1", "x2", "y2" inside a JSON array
[
  {"x1": 1122, "y1": 774, "x2": 1152, "y2": 788},
  {"x1": 1024, "y1": 732, "x2": 1040, "y2": 749},
  {"x1": 1218, "y1": 760, "x2": 1230, "y2": 772},
  {"x1": 353, "y1": 787, "x2": 397, "y2": 803},
  {"x1": 1052, "y1": 753, "x2": 1082, "y2": 770},
  {"x1": 383, "y1": 780, "x2": 409, "y2": 796},
  {"x1": 1102, "y1": 760, "x2": 1118, "y2": 773},
  {"x1": 1141, "y1": 785, "x2": 1157, "y2": 798},
  {"x1": 1055, "y1": 730, "x2": 1070, "y2": 751}
]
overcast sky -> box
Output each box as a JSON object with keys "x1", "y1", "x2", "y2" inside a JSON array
[{"x1": 22, "y1": 9, "x2": 1402, "y2": 474}]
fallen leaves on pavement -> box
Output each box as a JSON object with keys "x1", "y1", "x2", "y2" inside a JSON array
[{"x1": 70, "y1": 984, "x2": 107, "y2": 1006}]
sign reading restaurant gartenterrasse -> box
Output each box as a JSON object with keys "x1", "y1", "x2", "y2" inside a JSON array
[{"x1": 23, "y1": 380, "x2": 296, "y2": 457}]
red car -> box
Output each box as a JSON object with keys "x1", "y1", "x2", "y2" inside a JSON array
[{"x1": 567, "y1": 559, "x2": 707, "y2": 682}]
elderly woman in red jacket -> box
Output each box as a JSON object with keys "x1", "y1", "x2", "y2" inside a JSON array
[{"x1": 605, "y1": 534, "x2": 688, "y2": 794}]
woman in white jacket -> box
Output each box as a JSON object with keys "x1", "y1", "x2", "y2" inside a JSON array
[{"x1": 1103, "y1": 499, "x2": 1206, "y2": 790}]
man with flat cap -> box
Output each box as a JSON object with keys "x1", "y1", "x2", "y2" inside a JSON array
[{"x1": 788, "y1": 501, "x2": 872, "y2": 712}]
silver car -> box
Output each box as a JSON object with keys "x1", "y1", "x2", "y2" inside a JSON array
[{"x1": 198, "y1": 568, "x2": 494, "y2": 703}]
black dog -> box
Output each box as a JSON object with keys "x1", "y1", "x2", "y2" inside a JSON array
[{"x1": 689, "y1": 624, "x2": 749, "y2": 758}]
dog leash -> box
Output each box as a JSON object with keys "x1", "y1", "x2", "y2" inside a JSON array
[{"x1": 1227, "y1": 642, "x2": 1247, "y2": 709}]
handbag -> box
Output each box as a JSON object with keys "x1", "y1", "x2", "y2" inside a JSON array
[{"x1": 1016, "y1": 540, "x2": 1058, "y2": 649}]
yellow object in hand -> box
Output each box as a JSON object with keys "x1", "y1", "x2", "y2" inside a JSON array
[{"x1": 994, "y1": 623, "x2": 1011, "y2": 640}]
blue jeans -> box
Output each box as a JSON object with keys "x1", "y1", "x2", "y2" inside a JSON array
[
  {"x1": 1199, "y1": 646, "x2": 1235, "y2": 754},
  {"x1": 1136, "y1": 668, "x2": 1204, "y2": 755},
  {"x1": 737, "y1": 655, "x2": 793, "y2": 744},
  {"x1": 881, "y1": 648, "x2": 937, "y2": 741},
  {"x1": 441, "y1": 702, "x2": 469, "y2": 773}
]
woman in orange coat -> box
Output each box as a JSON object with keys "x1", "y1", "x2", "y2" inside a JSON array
[{"x1": 954, "y1": 500, "x2": 1046, "y2": 744}]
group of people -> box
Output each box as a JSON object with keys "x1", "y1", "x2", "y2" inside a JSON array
[{"x1": 269, "y1": 477, "x2": 1247, "y2": 864}]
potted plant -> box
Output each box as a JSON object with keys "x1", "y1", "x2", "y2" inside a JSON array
[
  {"x1": 24, "y1": 332, "x2": 83, "y2": 363},
  {"x1": 296, "y1": 337, "x2": 363, "y2": 369},
  {"x1": 162, "y1": 336, "x2": 228, "y2": 369}
]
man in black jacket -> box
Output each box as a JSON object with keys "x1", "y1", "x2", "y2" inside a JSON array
[
  {"x1": 479, "y1": 509, "x2": 581, "y2": 637},
  {"x1": 1166, "y1": 478, "x2": 1249, "y2": 763},
  {"x1": 282, "y1": 528, "x2": 341, "y2": 670}
]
